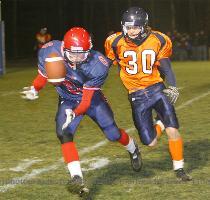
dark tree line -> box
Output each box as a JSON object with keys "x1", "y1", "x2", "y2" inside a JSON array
[{"x1": 2, "y1": 0, "x2": 210, "y2": 59}]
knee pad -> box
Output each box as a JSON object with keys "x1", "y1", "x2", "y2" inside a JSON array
[
  {"x1": 165, "y1": 127, "x2": 180, "y2": 140},
  {"x1": 102, "y1": 123, "x2": 121, "y2": 142},
  {"x1": 56, "y1": 129, "x2": 74, "y2": 144},
  {"x1": 148, "y1": 138, "x2": 157, "y2": 147},
  {"x1": 139, "y1": 130, "x2": 156, "y2": 146}
]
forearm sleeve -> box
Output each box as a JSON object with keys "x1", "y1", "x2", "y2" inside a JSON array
[
  {"x1": 73, "y1": 89, "x2": 95, "y2": 116},
  {"x1": 159, "y1": 58, "x2": 176, "y2": 87},
  {"x1": 32, "y1": 74, "x2": 47, "y2": 91}
]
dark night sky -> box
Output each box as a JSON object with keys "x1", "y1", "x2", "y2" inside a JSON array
[{"x1": 1, "y1": 0, "x2": 210, "y2": 58}]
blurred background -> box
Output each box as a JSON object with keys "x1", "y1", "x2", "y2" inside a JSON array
[
  {"x1": 1, "y1": 0, "x2": 210, "y2": 60},
  {"x1": 1, "y1": 2, "x2": 210, "y2": 199}
]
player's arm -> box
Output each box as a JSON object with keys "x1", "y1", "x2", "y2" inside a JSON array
[
  {"x1": 73, "y1": 88, "x2": 96, "y2": 116},
  {"x1": 158, "y1": 58, "x2": 176, "y2": 87},
  {"x1": 62, "y1": 55, "x2": 111, "y2": 130},
  {"x1": 73, "y1": 73, "x2": 108, "y2": 116},
  {"x1": 158, "y1": 58, "x2": 179, "y2": 104},
  {"x1": 156, "y1": 33, "x2": 179, "y2": 104},
  {"x1": 20, "y1": 69, "x2": 48, "y2": 100},
  {"x1": 73, "y1": 57, "x2": 110, "y2": 116},
  {"x1": 33, "y1": 73, "x2": 48, "y2": 91},
  {"x1": 62, "y1": 87, "x2": 97, "y2": 130},
  {"x1": 104, "y1": 34, "x2": 117, "y2": 64},
  {"x1": 21, "y1": 51, "x2": 65, "y2": 100}
]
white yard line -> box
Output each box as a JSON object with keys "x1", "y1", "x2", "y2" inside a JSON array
[
  {"x1": 178, "y1": 87, "x2": 184, "y2": 90},
  {"x1": 0, "y1": 91, "x2": 18, "y2": 97},
  {"x1": 0, "y1": 165, "x2": 59, "y2": 192},
  {"x1": 80, "y1": 141, "x2": 108, "y2": 154},
  {"x1": 81, "y1": 157, "x2": 110, "y2": 172},
  {"x1": 1, "y1": 90, "x2": 210, "y2": 193},
  {"x1": 176, "y1": 91, "x2": 210, "y2": 110},
  {"x1": 0, "y1": 87, "x2": 185, "y2": 97},
  {"x1": 0, "y1": 129, "x2": 132, "y2": 193},
  {"x1": 9, "y1": 159, "x2": 43, "y2": 172}
]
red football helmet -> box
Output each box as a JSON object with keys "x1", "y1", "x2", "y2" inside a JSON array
[{"x1": 63, "y1": 27, "x2": 92, "y2": 65}]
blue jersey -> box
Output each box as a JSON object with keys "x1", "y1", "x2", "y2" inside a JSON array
[{"x1": 38, "y1": 40, "x2": 111, "y2": 100}]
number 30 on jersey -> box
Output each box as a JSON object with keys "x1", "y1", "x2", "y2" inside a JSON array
[{"x1": 123, "y1": 50, "x2": 156, "y2": 75}]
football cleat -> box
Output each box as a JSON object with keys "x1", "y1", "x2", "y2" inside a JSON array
[
  {"x1": 68, "y1": 175, "x2": 91, "y2": 199},
  {"x1": 80, "y1": 187, "x2": 92, "y2": 200},
  {"x1": 175, "y1": 168, "x2": 192, "y2": 181},
  {"x1": 128, "y1": 141, "x2": 142, "y2": 172}
]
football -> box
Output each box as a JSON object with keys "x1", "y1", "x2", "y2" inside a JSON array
[{"x1": 45, "y1": 59, "x2": 66, "y2": 85}]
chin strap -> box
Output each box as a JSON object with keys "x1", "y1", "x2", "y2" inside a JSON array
[{"x1": 126, "y1": 33, "x2": 148, "y2": 46}]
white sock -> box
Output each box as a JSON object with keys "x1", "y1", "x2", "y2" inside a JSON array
[
  {"x1": 67, "y1": 161, "x2": 83, "y2": 178},
  {"x1": 125, "y1": 137, "x2": 136, "y2": 154},
  {"x1": 173, "y1": 159, "x2": 184, "y2": 170},
  {"x1": 156, "y1": 120, "x2": 165, "y2": 131}
]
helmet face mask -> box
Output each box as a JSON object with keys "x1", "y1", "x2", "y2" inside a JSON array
[
  {"x1": 122, "y1": 25, "x2": 144, "y2": 39},
  {"x1": 121, "y1": 7, "x2": 149, "y2": 43},
  {"x1": 40, "y1": 27, "x2": 47, "y2": 35},
  {"x1": 64, "y1": 50, "x2": 89, "y2": 65},
  {"x1": 63, "y1": 27, "x2": 92, "y2": 66}
]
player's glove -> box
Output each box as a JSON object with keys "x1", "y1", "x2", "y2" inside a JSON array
[
  {"x1": 163, "y1": 86, "x2": 179, "y2": 105},
  {"x1": 20, "y1": 86, "x2": 39, "y2": 100},
  {"x1": 62, "y1": 109, "x2": 76, "y2": 130}
]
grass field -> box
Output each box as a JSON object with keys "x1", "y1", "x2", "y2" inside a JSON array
[{"x1": 0, "y1": 60, "x2": 210, "y2": 200}]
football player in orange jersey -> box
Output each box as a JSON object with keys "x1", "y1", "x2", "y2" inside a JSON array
[
  {"x1": 105, "y1": 7, "x2": 191, "y2": 181},
  {"x1": 34, "y1": 27, "x2": 52, "y2": 52}
]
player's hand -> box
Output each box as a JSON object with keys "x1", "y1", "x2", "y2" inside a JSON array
[
  {"x1": 20, "y1": 86, "x2": 39, "y2": 100},
  {"x1": 62, "y1": 109, "x2": 76, "y2": 130},
  {"x1": 163, "y1": 86, "x2": 179, "y2": 105}
]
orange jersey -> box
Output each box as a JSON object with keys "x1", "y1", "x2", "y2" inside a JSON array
[
  {"x1": 36, "y1": 33, "x2": 52, "y2": 48},
  {"x1": 104, "y1": 31, "x2": 172, "y2": 93}
]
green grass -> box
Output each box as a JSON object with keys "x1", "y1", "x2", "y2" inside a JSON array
[{"x1": 0, "y1": 60, "x2": 210, "y2": 200}]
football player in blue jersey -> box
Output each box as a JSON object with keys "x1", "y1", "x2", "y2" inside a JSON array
[{"x1": 21, "y1": 27, "x2": 142, "y2": 199}]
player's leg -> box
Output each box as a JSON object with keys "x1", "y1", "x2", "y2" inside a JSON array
[
  {"x1": 129, "y1": 85, "x2": 167, "y2": 146},
  {"x1": 153, "y1": 115, "x2": 165, "y2": 138},
  {"x1": 55, "y1": 99, "x2": 90, "y2": 197},
  {"x1": 86, "y1": 92, "x2": 142, "y2": 171},
  {"x1": 154, "y1": 72, "x2": 166, "y2": 138},
  {"x1": 165, "y1": 127, "x2": 191, "y2": 181},
  {"x1": 129, "y1": 92, "x2": 158, "y2": 147},
  {"x1": 154, "y1": 94, "x2": 192, "y2": 181},
  {"x1": 118, "y1": 128, "x2": 142, "y2": 171}
]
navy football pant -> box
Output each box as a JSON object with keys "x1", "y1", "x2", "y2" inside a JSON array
[
  {"x1": 129, "y1": 82, "x2": 179, "y2": 145},
  {"x1": 56, "y1": 91, "x2": 121, "y2": 144}
]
